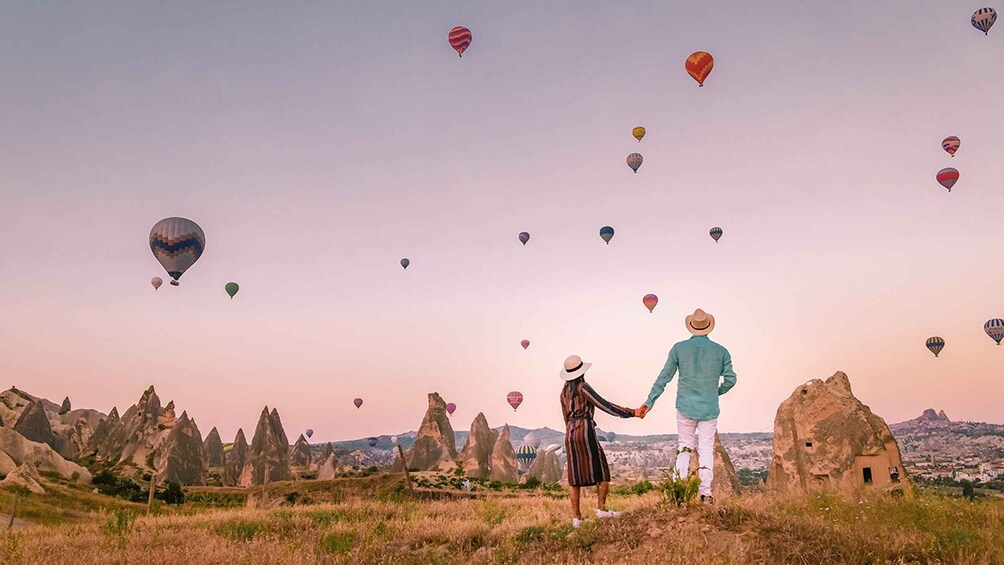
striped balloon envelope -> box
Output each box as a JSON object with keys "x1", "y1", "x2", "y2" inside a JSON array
[
  {"x1": 632, "y1": 126, "x2": 646, "y2": 142},
  {"x1": 149, "y1": 217, "x2": 206, "y2": 286},
  {"x1": 925, "y1": 337, "x2": 945, "y2": 357},
  {"x1": 710, "y1": 227, "x2": 723, "y2": 242},
  {"x1": 985, "y1": 319, "x2": 1004, "y2": 345},
  {"x1": 972, "y1": 8, "x2": 997, "y2": 35},
  {"x1": 936, "y1": 168, "x2": 959, "y2": 192},
  {"x1": 942, "y1": 136, "x2": 960, "y2": 157},
  {"x1": 626, "y1": 153, "x2": 643, "y2": 173},
  {"x1": 685, "y1": 51, "x2": 714, "y2": 86},
  {"x1": 448, "y1": 26, "x2": 472, "y2": 57},
  {"x1": 516, "y1": 443, "x2": 537, "y2": 466},
  {"x1": 507, "y1": 391, "x2": 523, "y2": 411}
]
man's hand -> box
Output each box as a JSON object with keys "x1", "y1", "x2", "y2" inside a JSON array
[{"x1": 636, "y1": 405, "x2": 650, "y2": 419}]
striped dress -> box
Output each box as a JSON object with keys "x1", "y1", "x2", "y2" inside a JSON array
[{"x1": 561, "y1": 377, "x2": 634, "y2": 487}]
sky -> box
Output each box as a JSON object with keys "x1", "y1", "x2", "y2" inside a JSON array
[{"x1": 1, "y1": 1, "x2": 1002, "y2": 443}]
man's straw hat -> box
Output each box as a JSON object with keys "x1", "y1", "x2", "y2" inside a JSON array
[{"x1": 685, "y1": 308, "x2": 715, "y2": 336}]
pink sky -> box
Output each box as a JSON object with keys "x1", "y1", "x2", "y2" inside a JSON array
[{"x1": 1, "y1": 2, "x2": 1002, "y2": 443}]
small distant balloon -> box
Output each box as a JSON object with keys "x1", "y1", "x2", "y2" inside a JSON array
[
  {"x1": 150, "y1": 217, "x2": 206, "y2": 286},
  {"x1": 925, "y1": 337, "x2": 945, "y2": 358},
  {"x1": 972, "y1": 7, "x2": 997, "y2": 35},
  {"x1": 225, "y1": 282, "x2": 239, "y2": 299},
  {"x1": 507, "y1": 391, "x2": 523, "y2": 411},
  {"x1": 599, "y1": 226, "x2": 615, "y2": 244},
  {"x1": 151, "y1": 277, "x2": 163, "y2": 291},
  {"x1": 306, "y1": 429, "x2": 314, "y2": 439},
  {"x1": 518, "y1": 232, "x2": 530, "y2": 246},
  {"x1": 446, "y1": 402, "x2": 457, "y2": 416},
  {"x1": 936, "y1": 168, "x2": 959, "y2": 192},
  {"x1": 632, "y1": 126, "x2": 646, "y2": 142},
  {"x1": 685, "y1": 51, "x2": 714, "y2": 87},
  {"x1": 626, "y1": 153, "x2": 643, "y2": 173},
  {"x1": 516, "y1": 443, "x2": 537, "y2": 465},
  {"x1": 367, "y1": 437, "x2": 378, "y2": 447},
  {"x1": 524, "y1": 432, "x2": 541, "y2": 448},
  {"x1": 400, "y1": 258, "x2": 410, "y2": 270},
  {"x1": 710, "y1": 227, "x2": 723, "y2": 243},
  {"x1": 391, "y1": 435, "x2": 398, "y2": 444},
  {"x1": 942, "y1": 136, "x2": 960, "y2": 157},
  {"x1": 606, "y1": 431, "x2": 617, "y2": 442},
  {"x1": 521, "y1": 339, "x2": 530, "y2": 350},
  {"x1": 354, "y1": 398, "x2": 363, "y2": 409},
  {"x1": 449, "y1": 26, "x2": 472, "y2": 57},
  {"x1": 985, "y1": 319, "x2": 1004, "y2": 345},
  {"x1": 643, "y1": 294, "x2": 658, "y2": 313}
]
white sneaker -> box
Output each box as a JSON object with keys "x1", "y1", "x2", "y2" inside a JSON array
[
  {"x1": 595, "y1": 509, "x2": 621, "y2": 519},
  {"x1": 572, "y1": 518, "x2": 584, "y2": 528}
]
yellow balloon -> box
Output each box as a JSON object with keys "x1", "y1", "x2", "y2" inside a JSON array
[{"x1": 632, "y1": 126, "x2": 646, "y2": 142}]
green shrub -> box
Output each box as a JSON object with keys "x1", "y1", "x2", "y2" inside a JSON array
[
  {"x1": 317, "y1": 531, "x2": 355, "y2": 555},
  {"x1": 92, "y1": 470, "x2": 145, "y2": 502},
  {"x1": 522, "y1": 476, "x2": 541, "y2": 490},
  {"x1": 158, "y1": 481, "x2": 185, "y2": 505},
  {"x1": 101, "y1": 509, "x2": 137, "y2": 536},
  {"x1": 660, "y1": 452, "x2": 701, "y2": 506},
  {"x1": 215, "y1": 518, "x2": 264, "y2": 542},
  {"x1": 515, "y1": 525, "x2": 545, "y2": 544}
]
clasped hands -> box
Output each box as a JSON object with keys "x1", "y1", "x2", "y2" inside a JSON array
[{"x1": 633, "y1": 405, "x2": 650, "y2": 419}]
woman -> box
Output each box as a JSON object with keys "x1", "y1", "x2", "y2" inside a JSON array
[{"x1": 559, "y1": 354, "x2": 640, "y2": 527}]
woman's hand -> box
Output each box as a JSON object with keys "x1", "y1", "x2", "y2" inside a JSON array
[{"x1": 635, "y1": 405, "x2": 650, "y2": 419}]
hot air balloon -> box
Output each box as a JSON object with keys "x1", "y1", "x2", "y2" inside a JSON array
[
  {"x1": 518, "y1": 232, "x2": 530, "y2": 246},
  {"x1": 225, "y1": 282, "x2": 239, "y2": 299},
  {"x1": 632, "y1": 126, "x2": 646, "y2": 142},
  {"x1": 937, "y1": 168, "x2": 959, "y2": 192},
  {"x1": 446, "y1": 402, "x2": 456, "y2": 416},
  {"x1": 626, "y1": 153, "x2": 643, "y2": 173},
  {"x1": 524, "y1": 432, "x2": 541, "y2": 449},
  {"x1": 151, "y1": 277, "x2": 163, "y2": 291},
  {"x1": 516, "y1": 443, "x2": 537, "y2": 467},
  {"x1": 391, "y1": 435, "x2": 398, "y2": 444},
  {"x1": 643, "y1": 294, "x2": 658, "y2": 313},
  {"x1": 306, "y1": 429, "x2": 314, "y2": 439},
  {"x1": 710, "y1": 227, "x2": 723, "y2": 242},
  {"x1": 685, "y1": 51, "x2": 714, "y2": 87},
  {"x1": 150, "y1": 217, "x2": 206, "y2": 286},
  {"x1": 985, "y1": 319, "x2": 1004, "y2": 345},
  {"x1": 942, "y1": 136, "x2": 960, "y2": 157},
  {"x1": 507, "y1": 391, "x2": 523, "y2": 411},
  {"x1": 520, "y1": 339, "x2": 530, "y2": 350},
  {"x1": 972, "y1": 7, "x2": 997, "y2": 34},
  {"x1": 354, "y1": 398, "x2": 363, "y2": 409},
  {"x1": 367, "y1": 437, "x2": 378, "y2": 447},
  {"x1": 925, "y1": 337, "x2": 945, "y2": 358},
  {"x1": 599, "y1": 226, "x2": 615, "y2": 244},
  {"x1": 606, "y1": 431, "x2": 617, "y2": 442},
  {"x1": 449, "y1": 26, "x2": 472, "y2": 57},
  {"x1": 400, "y1": 258, "x2": 410, "y2": 270}
]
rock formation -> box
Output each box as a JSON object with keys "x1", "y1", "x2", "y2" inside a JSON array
[
  {"x1": 0, "y1": 428, "x2": 91, "y2": 484},
  {"x1": 2, "y1": 462, "x2": 46, "y2": 494},
  {"x1": 687, "y1": 432, "x2": 741, "y2": 498},
  {"x1": 489, "y1": 425, "x2": 518, "y2": 483},
  {"x1": 290, "y1": 434, "x2": 312, "y2": 468},
  {"x1": 87, "y1": 407, "x2": 118, "y2": 454},
  {"x1": 240, "y1": 407, "x2": 293, "y2": 486},
  {"x1": 154, "y1": 412, "x2": 207, "y2": 485},
  {"x1": 204, "y1": 427, "x2": 226, "y2": 468},
  {"x1": 528, "y1": 445, "x2": 563, "y2": 483},
  {"x1": 317, "y1": 442, "x2": 334, "y2": 467},
  {"x1": 317, "y1": 454, "x2": 338, "y2": 480},
  {"x1": 59, "y1": 397, "x2": 72, "y2": 415},
  {"x1": 459, "y1": 413, "x2": 498, "y2": 479},
  {"x1": 406, "y1": 393, "x2": 457, "y2": 471},
  {"x1": 767, "y1": 371, "x2": 911, "y2": 495},
  {"x1": 223, "y1": 429, "x2": 248, "y2": 487},
  {"x1": 13, "y1": 400, "x2": 57, "y2": 450}
]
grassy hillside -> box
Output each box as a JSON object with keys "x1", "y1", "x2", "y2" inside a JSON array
[{"x1": 0, "y1": 476, "x2": 1000, "y2": 564}]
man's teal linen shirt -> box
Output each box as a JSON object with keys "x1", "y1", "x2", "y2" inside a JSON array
[{"x1": 643, "y1": 335, "x2": 737, "y2": 420}]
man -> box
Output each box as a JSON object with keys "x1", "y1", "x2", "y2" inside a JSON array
[{"x1": 639, "y1": 308, "x2": 737, "y2": 503}]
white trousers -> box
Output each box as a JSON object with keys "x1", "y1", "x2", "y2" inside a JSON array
[{"x1": 674, "y1": 411, "x2": 718, "y2": 497}]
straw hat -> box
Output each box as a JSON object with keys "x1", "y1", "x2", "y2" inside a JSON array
[
  {"x1": 559, "y1": 355, "x2": 591, "y2": 381},
  {"x1": 685, "y1": 308, "x2": 715, "y2": 336}
]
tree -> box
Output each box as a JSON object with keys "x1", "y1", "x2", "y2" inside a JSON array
[
  {"x1": 159, "y1": 481, "x2": 186, "y2": 505},
  {"x1": 961, "y1": 480, "x2": 976, "y2": 501}
]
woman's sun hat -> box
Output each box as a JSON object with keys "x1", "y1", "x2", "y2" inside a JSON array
[
  {"x1": 559, "y1": 355, "x2": 592, "y2": 381},
  {"x1": 685, "y1": 308, "x2": 715, "y2": 336}
]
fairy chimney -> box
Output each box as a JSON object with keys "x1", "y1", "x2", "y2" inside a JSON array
[
  {"x1": 489, "y1": 424, "x2": 519, "y2": 483},
  {"x1": 223, "y1": 429, "x2": 248, "y2": 487},
  {"x1": 528, "y1": 445, "x2": 563, "y2": 484},
  {"x1": 406, "y1": 393, "x2": 457, "y2": 471},
  {"x1": 767, "y1": 371, "x2": 911, "y2": 495},
  {"x1": 687, "y1": 432, "x2": 741, "y2": 498},
  {"x1": 459, "y1": 412, "x2": 498, "y2": 479},
  {"x1": 290, "y1": 434, "x2": 312, "y2": 468},
  {"x1": 203, "y1": 427, "x2": 226, "y2": 468}
]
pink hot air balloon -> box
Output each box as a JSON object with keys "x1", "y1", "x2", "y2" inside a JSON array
[
  {"x1": 942, "y1": 136, "x2": 960, "y2": 157},
  {"x1": 643, "y1": 294, "x2": 659, "y2": 313},
  {"x1": 353, "y1": 398, "x2": 363, "y2": 409},
  {"x1": 151, "y1": 277, "x2": 163, "y2": 290},
  {"x1": 936, "y1": 168, "x2": 959, "y2": 192},
  {"x1": 520, "y1": 339, "x2": 530, "y2": 350},
  {"x1": 446, "y1": 402, "x2": 457, "y2": 416},
  {"x1": 507, "y1": 391, "x2": 523, "y2": 411}
]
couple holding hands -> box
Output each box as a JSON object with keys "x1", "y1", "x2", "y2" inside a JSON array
[{"x1": 560, "y1": 308, "x2": 738, "y2": 527}]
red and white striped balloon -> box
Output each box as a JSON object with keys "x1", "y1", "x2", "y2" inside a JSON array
[
  {"x1": 448, "y1": 26, "x2": 472, "y2": 57},
  {"x1": 936, "y1": 168, "x2": 959, "y2": 192},
  {"x1": 507, "y1": 391, "x2": 523, "y2": 411},
  {"x1": 942, "y1": 136, "x2": 960, "y2": 157}
]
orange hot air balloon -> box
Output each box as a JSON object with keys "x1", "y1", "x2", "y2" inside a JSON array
[
  {"x1": 642, "y1": 294, "x2": 658, "y2": 313},
  {"x1": 685, "y1": 51, "x2": 714, "y2": 87},
  {"x1": 448, "y1": 26, "x2": 472, "y2": 57}
]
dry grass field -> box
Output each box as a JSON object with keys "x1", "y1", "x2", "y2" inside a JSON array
[{"x1": 0, "y1": 475, "x2": 1001, "y2": 564}]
